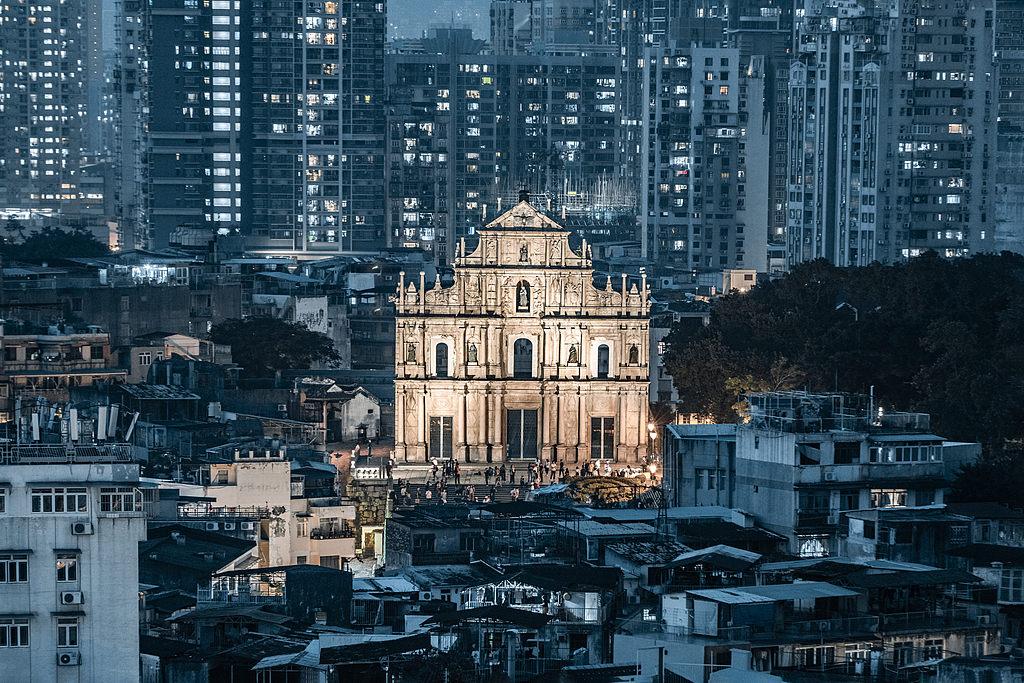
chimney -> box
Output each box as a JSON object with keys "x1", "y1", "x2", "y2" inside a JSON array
[{"x1": 519, "y1": 188, "x2": 529, "y2": 203}]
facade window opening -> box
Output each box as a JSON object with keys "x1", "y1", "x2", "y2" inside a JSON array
[
  {"x1": 597, "y1": 344, "x2": 610, "y2": 378},
  {"x1": 429, "y1": 416, "x2": 453, "y2": 460},
  {"x1": 513, "y1": 338, "x2": 533, "y2": 378},
  {"x1": 435, "y1": 342, "x2": 449, "y2": 377},
  {"x1": 591, "y1": 417, "x2": 615, "y2": 459},
  {"x1": 507, "y1": 409, "x2": 539, "y2": 459}
]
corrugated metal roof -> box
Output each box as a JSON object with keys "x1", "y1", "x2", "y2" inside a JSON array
[
  {"x1": 741, "y1": 582, "x2": 859, "y2": 600},
  {"x1": 685, "y1": 588, "x2": 776, "y2": 604}
]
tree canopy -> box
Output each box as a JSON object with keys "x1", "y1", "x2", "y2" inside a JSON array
[
  {"x1": 661, "y1": 252, "x2": 1024, "y2": 504},
  {"x1": 210, "y1": 317, "x2": 341, "y2": 378},
  {"x1": 1, "y1": 225, "x2": 109, "y2": 262}
]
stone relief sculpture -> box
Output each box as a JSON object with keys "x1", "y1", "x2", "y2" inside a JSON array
[{"x1": 565, "y1": 280, "x2": 581, "y2": 307}]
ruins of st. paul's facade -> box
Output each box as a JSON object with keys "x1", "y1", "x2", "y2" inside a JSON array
[{"x1": 394, "y1": 198, "x2": 651, "y2": 464}]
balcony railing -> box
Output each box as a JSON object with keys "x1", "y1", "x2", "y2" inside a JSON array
[
  {"x1": 463, "y1": 600, "x2": 606, "y2": 624},
  {"x1": 197, "y1": 587, "x2": 285, "y2": 605},
  {"x1": 310, "y1": 528, "x2": 355, "y2": 540},
  {"x1": 2, "y1": 444, "x2": 133, "y2": 465}
]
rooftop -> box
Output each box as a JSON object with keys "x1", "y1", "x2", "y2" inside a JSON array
[{"x1": 605, "y1": 541, "x2": 694, "y2": 565}]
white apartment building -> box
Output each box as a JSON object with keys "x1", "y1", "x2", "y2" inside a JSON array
[{"x1": 0, "y1": 443, "x2": 145, "y2": 682}]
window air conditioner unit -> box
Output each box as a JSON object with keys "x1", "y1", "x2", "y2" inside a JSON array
[
  {"x1": 71, "y1": 522, "x2": 93, "y2": 535},
  {"x1": 422, "y1": 592, "x2": 433, "y2": 601},
  {"x1": 58, "y1": 651, "x2": 81, "y2": 666},
  {"x1": 277, "y1": 404, "x2": 288, "y2": 412},
  {"x1": 824, "y1": 472, "x2": 837, "y2": 481},
  {"x1": 206, "y1": 522, "x2": 219, "y2": 531},
  {"x1": 827, "y1": 514, "x2": 839, "y2": 525},
  {"x1": 240, "y1": 522, "x2": 256, "y2": 531},
  {"x1": 61, "y1": 592, "x2": 84, "y2": 605},
  {"x1": 222, "y1": 522, "x2": 236, "y2": 531}
]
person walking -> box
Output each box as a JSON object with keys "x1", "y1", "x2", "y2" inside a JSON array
[
  {"x1": 499, "y1": 465, "x2": 507, "y2": 483},
  {"x1": 455, "y1": 464, "x2": 461, "y2": 486},
  {"x1": 484, "y1": 467, "x2": 491, "y2": 486}
]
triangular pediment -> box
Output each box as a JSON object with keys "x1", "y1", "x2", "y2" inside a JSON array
[{"x1": 484, "y1": 200, "x2": 566, "y2": 232}]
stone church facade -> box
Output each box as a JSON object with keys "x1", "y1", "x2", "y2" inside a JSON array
[{"x1": 394, "y1": 199, "x2": 651, "y2": 464}]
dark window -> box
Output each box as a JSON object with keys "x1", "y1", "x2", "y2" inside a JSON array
[
  {"x1": 507, "y1": 409, "x2": 538, "y2": 459},
  {"x1": 513, "y1": 338, "x2": 533, "y2": 378},
  {"x1": 864, "y1": 520, "x2": 876, "y2": 539},
  {"x1": 591, "y1": 417, "x2": 615, "y2": 459},
  {"x1": 840, "y1": 489, "x2": 860, "y2": 511},
  {"x1": 834, "y1": 442, "x2": 860, "y2": 464},
  {"x1": 429, "y1": 416, "x2": 453, "y2": 460},
  {"x1": 413, "y1": 534, "x2": 436, "y2": 553},
  {"x1": 435, "y1": 343, "x2": 449, "y2": 377},
  {"x1": 597, "y1": 344, "x2": 610, "y2": 378}
]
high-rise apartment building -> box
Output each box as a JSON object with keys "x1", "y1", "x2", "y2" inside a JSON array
[
  {"x1": 639, "y1": 44, "x2": 770, "y2": 270},
  {"x1": 994, "y1": 0, "x2": 1024, "y2": 254},
  {"x1": 785, "y1": 0, "x2": 997, "y2": 267},
  {"x1": 786, "y1": 0, "x2": 891, "y2": 266},
  {"x1": 726, "y1": 0, "x2": 793, "y2": 267},
  {"x1": 145, "y1": 0, "x2": 386, "y2": 253},
  {"x1": 882, "y1": 0, "x2": 996, "y2": 260},
  {"x1": 386, "y1": 34, "x2": 624, "y2": 265},
  {"x1": 0, "y1": 0, "x2": 86, "y2": 213},
  {"x1": 113, "y1": 0, "x2": 148, "y2": 250}
]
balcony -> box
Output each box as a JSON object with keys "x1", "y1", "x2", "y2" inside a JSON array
[
  {"x1": 196, "y1": 587, "x2": 285, "y2": 606},
  {"x1": 4, "y1": 359, "x2": 112, "y2": 374}
]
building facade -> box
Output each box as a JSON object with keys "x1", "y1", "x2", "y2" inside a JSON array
[
  {"x1": 145, "y1": 0, "x2": 386, "y2": 253},
  {"x1": 394, "y1": 198, "x2": 651, "y2": 463},
  {"x1": 0, "y1": 0, "x2": 86, "y2": 214},
  {"x1": 663, "y1": 391, "x2": 981, "y2": 557},
  {"x1": 0, "y1": 441, "x2": 145, "y2": 682},
  {"x1": 385, "y1": 36, "x2": 626, "y2": 266},
  {"x1": 639, "y1": 44, "x2": 771, "y2": 270}
]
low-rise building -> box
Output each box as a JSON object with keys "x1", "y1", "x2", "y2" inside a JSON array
[{"x1": 663, "y1": 392, "x2": 981, "y2": 557}]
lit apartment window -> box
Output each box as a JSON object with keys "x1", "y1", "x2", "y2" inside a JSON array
[
  {"x1": 56, "y1": 554, "x2": 78, "y2": 582},
  {"x1": 0, "y1": 555, "x2": 28, "y2": 582},
  {"x1": 99, "y1": 487, "x2": 141, "y2": 513}
]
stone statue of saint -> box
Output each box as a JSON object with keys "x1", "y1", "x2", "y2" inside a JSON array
[
  {"x1": 468, "y1": 343, "x2": 478, "y2": 364},
  {"x1": 407, "y1": 343, "x2": 416, "y2": 363},
  {"x1": 520, "y1": 244, "x2": 529, "y2": 263},
  {"x1": 517, "y1": 282, "x2": 529, "y2": 310},
  {"x1": 568, "y1": 344, "x2": 578, "y2": 365},
  {"x1": 629, "y1": 344, "x2": 639, "y2": 365}
]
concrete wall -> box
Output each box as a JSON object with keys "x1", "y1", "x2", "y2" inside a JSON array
[{"x1": 0, "y1": 462, "x2": 146, "y2": 683}]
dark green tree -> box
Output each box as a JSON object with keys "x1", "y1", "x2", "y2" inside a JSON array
[
  {"x1": 660, "y1": 251, "x2": 1024, "y2": 502},
  {"x1": 2, "y1": 226, "x2": 108, "y2": 262},
  {"x1": 210, "y1": 317, "x2": 341, "y2": 378}
]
